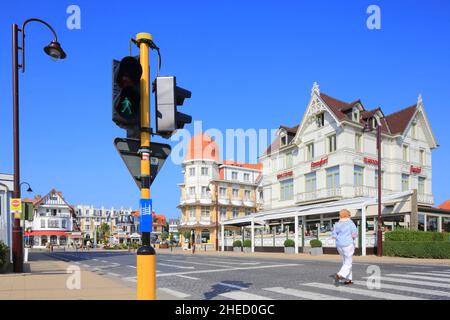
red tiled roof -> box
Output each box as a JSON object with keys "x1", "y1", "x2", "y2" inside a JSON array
[
  {"x1": 384, "y1": 104, "x2": 417, "y2": 135},
  {"x1": 222, "y1": 160, "x2": 263, "y2": 170},
  {"x1": 437, "y1": 200, "x2": 450, "y2": 210}
]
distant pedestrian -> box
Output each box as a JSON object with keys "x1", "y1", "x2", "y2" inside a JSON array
[{"x1": 332, "y1": 209, "x2": 358, "y2": 285}]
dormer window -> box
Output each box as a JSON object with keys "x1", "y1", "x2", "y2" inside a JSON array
[
  {"x1": 316, "y1": 113, "x2": 325, "y2": 127},
  {"x1": 352, "y1": 109, "x2": 360, "y2": 122},
  {"x1": 372, "y1": 117, "x2": 378, "y2": 129},
  {"x1": 280, "y1": 135, "x2": 287, "y2": 146}
]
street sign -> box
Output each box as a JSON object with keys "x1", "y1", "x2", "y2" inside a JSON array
[
  {"x1": 10, "y1": 198, "x2": 22, "y2": 219},
  {"x1": 114, "y1": 137, "x2": 171, "y2": 189},
  {"x1": 140, "y1": 199, "x2": 153, "y2": 233}
]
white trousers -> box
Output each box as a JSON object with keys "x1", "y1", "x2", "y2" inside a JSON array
[{"x1": 337, "y1": 244, "x2": 355, "y2": 281}]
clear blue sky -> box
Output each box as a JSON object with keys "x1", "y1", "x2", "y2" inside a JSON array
[{"x1": 1, "y1": 0, "x2": 449, "y2": 218}]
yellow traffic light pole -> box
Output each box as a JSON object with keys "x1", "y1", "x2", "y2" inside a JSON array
[{"x1": 136, "y1": 32, "x2": 156, "y2": 300}]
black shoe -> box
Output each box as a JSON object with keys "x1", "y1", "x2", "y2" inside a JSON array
[
  {"x1": 335, "y1": 273, "x2": 344, "y2": 281},
  {"x1": 344, "y1": 280, "x2": 353, "y2": 285}
]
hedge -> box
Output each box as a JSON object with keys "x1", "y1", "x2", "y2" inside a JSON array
[
  {"x1": 243, "y1": 240, "x2": 252, "y2": 248},
  {"x1": 385, "y1": 229, "x2": 450, "y2": 242},
  {"x1": 284, "y1": 239, "x2": 295, "y2": 247},
  {"x1": 309, "y1": 239, "x2": 322, "y2": 248},
  {"x1": 232, "y1": 240, "x2": 242, "y2": 247},
  {"x1": 383, "y1": 241, "x2": 450, "y2": 259},
  {"x1": 0, "y1": 241, "x2": 8, "y2": 268}
]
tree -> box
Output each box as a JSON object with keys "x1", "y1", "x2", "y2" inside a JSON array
[
  {"x1": 98, "y1": 223, "x2": 110, "y2": 244},
  {"x1": 161, "y1": 231, "x2": 169, "y2": 241}
]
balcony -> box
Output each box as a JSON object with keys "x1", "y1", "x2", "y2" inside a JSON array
[
  {"x1": 231, "y1": 198, "x2": 243, "y2": 206},
  {"x1": 243, "y1": 199, "x2": 255, "y2": 207},
  {"x1": 179, "y1": 194, "x2": 197, "y2": 205},
  {"x1": 418, "y1": 194, "x2": 434, "y2": 206},
  {"x1": 198, "y1": 195, "x2": 212, "y2": 205},
  {"x1": 354, "y1": 186, "x2": 378, "y2": 197},
  {"x1": 200, "y1": 217, "x2": 211, "y2": 225},
  {"x1": 296, "y1": 188, "x2": 342, "y2": 203},
  {"x1": 218, "y1": 197, "x2": 230, "y2": 205}
]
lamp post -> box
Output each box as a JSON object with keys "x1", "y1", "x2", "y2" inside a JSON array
[
  {"x1": 12, "y1": 19, "x2": 66, "y2": 273},
  {"x1": 20, "y1": 182, "x2": 33, "y2": 193},
  {"x1": 207, "y1": 183, "x2": 219, "y2": 251},
  {"x1": 363, "y1": 118, "x2": 383, "y2": 257}
]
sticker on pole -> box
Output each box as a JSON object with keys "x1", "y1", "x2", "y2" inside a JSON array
[
  {"x1": 139, "y1": 199, "x2": 152, "y2": 233},
  {"x1": 10, "y1": 198, "x2": 22, "y2": 219}
]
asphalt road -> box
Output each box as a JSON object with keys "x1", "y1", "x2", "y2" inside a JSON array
[{"x1": 40, "y1": 250, "x2": 450, "y2": 300}]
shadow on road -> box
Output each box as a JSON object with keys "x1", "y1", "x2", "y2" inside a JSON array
[{"x1": 203, "y1": 281, "x2": 252, "y2": 300}]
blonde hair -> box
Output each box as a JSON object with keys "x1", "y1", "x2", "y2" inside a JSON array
[{"x1": 339, "y1": 209, "x2": 351, "y2": 219}]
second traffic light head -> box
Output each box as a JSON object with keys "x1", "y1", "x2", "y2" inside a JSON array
[{"x1": 112, "y1": 56, "x2": 143, "y2": 129}]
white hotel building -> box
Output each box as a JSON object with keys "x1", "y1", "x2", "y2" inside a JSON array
[{"x1": 220, "y1": 83, "x2": 449, "y2": 255}]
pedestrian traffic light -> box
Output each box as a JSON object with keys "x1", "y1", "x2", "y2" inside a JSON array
[
  {"x1": 154, "y1": 76, "x2": 192, "y2": 137},
  {"x1": 112, "y1": 56, "x2": 142, "y2": 129}
]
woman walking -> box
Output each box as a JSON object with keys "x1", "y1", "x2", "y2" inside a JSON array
[{"x1": 332, "y1": 209, "x2": 358, "y2": 285}]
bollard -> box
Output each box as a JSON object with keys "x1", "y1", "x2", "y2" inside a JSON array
[{"x1": 137, "y1": 245, "x2": 156, "y2": 300}]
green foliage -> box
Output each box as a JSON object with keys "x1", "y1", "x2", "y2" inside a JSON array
[
  {"x1": 385, "y1": 229, "x2": 450, "y2": 242},
  {"x1": 129, "y1": 242, "x2": 139, "y2": 249},
  {"x1": 183, "y1": 231, "x2": 192, "y2": 240},
  {"x1": 232, "y1": 240, "x2": 242, "y2": 247},
  {"x1": 384, "y1": 241, "x2": 450, "y2": 259},
  {"x1": 284, "y1": 239, "x2": 295, "y2": 247},
  {"x1": 0, "y1": 241, "x2": 8, "y2": 268},
  {"x1": 161, "y1": 231, "x2": 169, "y2": 241},
  {"x1": 309, "y1": 239, "x2": 322, "y2": 248},
  {"x1": 243, "y1": 240, "x2": 252, "y2": 248}
]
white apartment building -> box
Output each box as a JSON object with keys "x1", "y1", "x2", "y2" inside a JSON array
[
  {"x1": 24, "y1": 189, "x2": 78, "y2": 248},
  {"x1": 220, "y1": 83, "x2": 444, "y2": 255}
]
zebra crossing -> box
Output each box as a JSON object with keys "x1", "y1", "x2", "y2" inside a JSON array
[{"x1": 162, "y1": 268, "x2": 450, "y2": 300}]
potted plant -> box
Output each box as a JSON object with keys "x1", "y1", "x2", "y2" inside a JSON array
[
  {"x1": 309, "y1": 239, "x2": 323, "y2": 256},
  {"x1": 284, "y1": 239, "x2": 295, "y2": 254},
  {"x1": 232, "y1": 240, "x2": 242, "y2": 252},
  {"x1": 243, "y1": 240, "x2": 252, "y2": 253}
]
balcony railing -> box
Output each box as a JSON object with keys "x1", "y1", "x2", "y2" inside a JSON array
[
  {"x1": 231, "y1": 197, "x2": 243, "y2": 206},
  {"x1": 296, "y1": 188, "x2": 342, "y2": 203},
  {"x1": 418, "y1": 194, "x2": 434, "y2": 205}
]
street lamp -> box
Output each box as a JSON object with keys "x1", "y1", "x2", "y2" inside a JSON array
[
  {"x1": 12, "y1": 18, "x2": 66, "y2": 273},
  {"x1": 206, "y1": 183, "x2": 219, "y2": 251},
  {"x1": 20, "y1": 182, "x2": 33, "y2": 193},
  {"x1": 363, "y1": 117, "x2": 383, "y2": 257}
]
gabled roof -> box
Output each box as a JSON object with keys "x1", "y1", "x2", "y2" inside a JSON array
[
  {"x1": 438, "y1": 200, "x2": 450, "y2": 210},
  {"x1": 384, "y1": 104, "x2": 417, "y2": 135},
  {"x1": 32, "y1": 188, "x2": 74, "y2": 213}
]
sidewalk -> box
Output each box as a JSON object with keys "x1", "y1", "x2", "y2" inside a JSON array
[
  {"x1": 161, "y1": 248, "x2": 450, "y2": 266},
  {"x1": 0, "y1": 253, "x2": 178, "y2": 300}
]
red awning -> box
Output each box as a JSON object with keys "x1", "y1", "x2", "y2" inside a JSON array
[{"x1": 25, "y1": 231, "x2": 68, "y2": 236}]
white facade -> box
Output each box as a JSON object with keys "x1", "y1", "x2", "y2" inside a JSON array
[
  {"x1": 0, "y1": 174, "x2": 13, "y2": 259},
  {"x1": 260, "y1": 84, "x2": 437, "y2": 211}
]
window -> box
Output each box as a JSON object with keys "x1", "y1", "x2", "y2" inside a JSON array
[
  {"x1": 232, "y1": 188, "x2": 239, "y2": 198},
  {"x1": 280, "y1": 135, "x2": 287, "y2": 146},
  {"x1": 245, "y1": 208, "x2": 252, "y2": 216},
  {"x1": 189, "y1": 187, "x2": 195, "y2": 196},
  {"x1": 189, "y1": 168, "x2": 195, "y2": 176},
  {"x1": 403, "y1": 145, "x2": 409, "y2": 162},
  {"x1": 305, "y1": 172, "x2": 317, "y2": 193},
  {"x1": 52, "y1": 209, "x2": 57, "y2": 216},
  {"x1": 326, "y1": 166, "x2": 340, "y2": 190},
  {"x1": 285, "y1": 152, "x2": 293, "y2": 168},
  {"x1": 355, "y1": 133, "x2": 362, "y2": 153},
  {"x1": 354, "y1": 166, "x2": 364, "y2": 187},
  {"x1": 219, "y1": 207, "x2": 227, "y2": 220},
  {"x1": 375, "y1": 170, "x2": 384, "y2": 189},
  {"x1": 352, "y1": 109, "x2": 360, "y2": 122},
  {"x1": 271, "y1": 158, "x2": 277, "y2": 171},
  {"x1": 402, "y1": 174, "x2": 410, "y2": 191},
  {"x1": 201, "y1": 167, "x2": 209, "y2": 176},
  {"x1": 188, "y1": 207, "x2": 196, "y2": 218},
  {"x1": 244, "y1": 173, "x2": 250, "y2": 182},
  {"x1": 327, "y1": 135, "x2": 337, "y2": 153},
  {"x1": 306, "y1": 143, "x2": 314, "y2": 161},
  {"x1": 219, "y1": 187, "x2": 227, "y2": 197},
  {"x1": 232, "y1": 172, "x2": 238, "y2": 180},
  {"x1": 232, "y1": 208, "x2": 239, "y2": 219},
  {"x1": 316, "y1": 113, "x2": 325, "y2": 127},
  {"x1": 418, "y1": 177, "x2": 425, "y2": 195},
  {"x1": 48, "y1": 220, "x2": 59, "y2": 228},
  {"x1": 420, "y1": 149, "x2": 425, "y2": 166},
  {"x1": 62, "y1": 220, "x2": 67, "y2": 229},
  {"x1": 201, "y1": 207, "x2": 210, "y2": 218},
  {"x1": 201, "y1": 186, "x2": 208, "y2": 196},
  {"x1": 372, "y1": 117, "x2": 378, "y2": 129},
  {"x1": 412, "y1": 123, "x2": 417, "y2": 139},
  {"x1": 41, "y1": 219, "x2": 46, "y2": 228},
  {"x1": 244, "y1": 190, "x2": 251, "y2": 200},
  {"x1": 280, "y1": 179, "x2": 294, "y2": 201}
]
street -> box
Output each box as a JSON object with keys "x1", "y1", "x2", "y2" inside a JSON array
[{"x1": 43, "y1": 250, "x2": 450, "y2": 300}]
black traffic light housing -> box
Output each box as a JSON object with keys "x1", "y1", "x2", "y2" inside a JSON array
[
  {"x1": 112, "y1": 56, "x2": 142, "y2": 129},
  {"x1": 154, "y1": 76, "x2": 192, "y2": 137}
]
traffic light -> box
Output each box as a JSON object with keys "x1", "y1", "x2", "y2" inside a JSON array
[
  {"x1": 154, "y1": 76, "x2": 192, "y2": 137},
  {"x1": 112, "y1": 56, "x2": 143, "y2": 129}
]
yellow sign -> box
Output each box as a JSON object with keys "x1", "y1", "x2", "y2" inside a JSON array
[{"x1": 10, "y1": 198, "x2": 22, "y2": 212}]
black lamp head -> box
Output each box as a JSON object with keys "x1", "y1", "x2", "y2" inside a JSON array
[
  {"x1": 44, "y1": 41, "x2": 66, "y2": 60},
  {"x1": 27, "y1": 187, "x2": 33, "y2": 193}
]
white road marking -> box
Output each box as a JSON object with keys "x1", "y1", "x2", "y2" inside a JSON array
[
  {"x1": 107, "y1": 272, "x2": 120, "y2": 277},
  {"x1": 161, "y1": 259, "x2": 242, "y2": 268},
  {"x1": 176, "y1": 275, "x2": 199, "y2": 280},
  {"x1": 363, "y1": 276, "x2": 450, "y2": 289},
  {"x1": 207, "y1": 260, "x2": 260, "y2": 265},
  {"x1": 124, "y1": 276, "x2": 137, "y2": 283},
  {"x1": 303, "y1": 283, "x2": 426, "y2": 300},
  {"x1": 426, "y1": 270, "x2": 450, "y2": 275},
  {"x1": 220, "y1": 291, "x2": 273, "y2": 300},
  {"x1": 410, "y1": 272, "x2": 450, "y2": 278},
  {"x1": 159, "y1": 288, "x2": 191, "y2": 298},
  {"x1": 127, "y1": 265, "x2": 136, "y2": 269},
  {"x1": 208, "y1": 258, "x2": 262, "y2": 264},
  {"x1": 264, "y1": 287, "x2": 349, "y2": 300},
  {"x1": 82, "y1": 264, "x2": 90, "y2": 268},
  {"x1": 218, "y1": 282, "x2": 249, "y2": 290},
  {"x1": 386, "y1": 274, "x2": 450, "y2": 283},
  {"x1": 158, "y1": 263, "x2": 195, "y2": 270},
  {"x1": 101, "y1": 260, "x2": 108, "y2": 263},
  {"x1": 352, "y1": 280, "x2": 450, "y2": 298},
  {"x1": 156, "y1": 263, "x2": 301, "y2": 278},
  {"x1": 93, "y1": 259, "x2": 98, "y2": 261}
]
